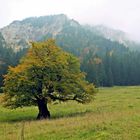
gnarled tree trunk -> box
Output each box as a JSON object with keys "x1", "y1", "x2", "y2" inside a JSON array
[{"x1": 36, "y1": 98, "x2": 50, "y2": 120}]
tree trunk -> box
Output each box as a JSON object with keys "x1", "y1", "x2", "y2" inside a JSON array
[{"x1": 36, "y1": 98, "x2": 50, "y2": 120}]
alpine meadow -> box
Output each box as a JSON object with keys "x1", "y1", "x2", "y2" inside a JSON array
[{"x1": 0, "y1": 0, "x2": 140, "y2": 139}]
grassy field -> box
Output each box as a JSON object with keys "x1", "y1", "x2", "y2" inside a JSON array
[{"x1": 0, "y1": 86, "x2": 140, "y2": 140}]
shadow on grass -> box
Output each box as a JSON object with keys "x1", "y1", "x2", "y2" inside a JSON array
[
  {"x1": 0, "y1": 115, "x2": 36, "y2": 123},
  {"x1": 0, "y1": 109, "x2": 93, "y2": 123},
  {"x1": 51, "y1": 109, "x2": 93, "y2": 120}
]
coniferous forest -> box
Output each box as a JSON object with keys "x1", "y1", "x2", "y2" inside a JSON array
[{"x1": 58, "y1": 37, "x2": 140, "y2": 87}]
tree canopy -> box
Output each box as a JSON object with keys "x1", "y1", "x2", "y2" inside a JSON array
[{"x1": 2, "y1": 39, "x2": 95, "y2": 119}]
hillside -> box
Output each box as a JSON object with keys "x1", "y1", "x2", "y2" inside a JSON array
[
  {"x1": 0, "y1": 86, "x2": 140, "y2": 139},
  {"x1": 84, "y1": 24, "x2": 140, "y2": 51},
  {"x1": 0, "y1": 32, "x2": 27, "y2": 87},
  {"x1": 0, "y1": 33, "x2": 15, "y2": 87},
  {"x1": 1, "y1": 14, "x2": 140, "y2": 87},
  {"x1": 0, "y1": 14, "x2": 126, "y2": 52},
  {"x1": 0, "y1": 14, "x2": 79, "y2": 51},
  {"x1": 1, "y1": 15, "x2": 140, "y2": 52},
  {"x1": 85, "y1": 25, "x2": 129, "y2": 45}
]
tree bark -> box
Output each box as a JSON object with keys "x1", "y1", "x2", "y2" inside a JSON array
[{"x1": 36, "y1": 98, "x2": 50, "y2": 120}]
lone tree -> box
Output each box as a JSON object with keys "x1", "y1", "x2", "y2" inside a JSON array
[{"x1": 3, "y1": 39, "x2": 95, "y2": 119}]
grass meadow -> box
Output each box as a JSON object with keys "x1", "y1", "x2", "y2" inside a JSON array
[{"x1": 0, "y1": 86, "x2": 140, "y2": 140}]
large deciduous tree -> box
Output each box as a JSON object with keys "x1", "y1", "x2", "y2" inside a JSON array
[{"x1": 2, "y1": 39, "x2": 95, "y2": 119}]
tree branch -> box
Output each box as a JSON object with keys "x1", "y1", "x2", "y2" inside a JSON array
[{"x1": 47, "y1": 93, "x2": 83, "y2": 103}]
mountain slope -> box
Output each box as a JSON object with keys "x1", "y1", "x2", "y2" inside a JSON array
[
  {"x1": 84, "y1": 25, "x2": 140, "y2": 50},
  {"x1": 1, "y1": 14, "x2": 80, "y2": 51},
  {"x1": 0, "y1": 14, "x2": 127, "y2": 53},
  {"x1": 1, "y1": 14, "x2": 140, "y2": 87},
  {"x1": 0, "y1": 32, "x2": 14, "y2": 87}
]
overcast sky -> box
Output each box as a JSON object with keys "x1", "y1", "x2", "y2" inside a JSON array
[{"x1": 0, "y1": 0, "x2": 140, "y2": 40}]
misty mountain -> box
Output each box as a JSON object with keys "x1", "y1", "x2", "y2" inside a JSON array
[
  {"x1": 1, "y1": 14, "x2": 140, "y2": 87},
  {"x1": 84, "y1": 25, "x2": 140, "y2": 51},
  {"x1": 85, "y1": 25, "x2": 129, "y2": 45},
  {"x1": 0, "y1": 14, "x2": 80, "y2": 51},
  {"x1": 0, "y1": 14, "x2": 127, "y2": 51},
  {"x1": 1, "y1": 14, "x2": 139, "y2": 52}
]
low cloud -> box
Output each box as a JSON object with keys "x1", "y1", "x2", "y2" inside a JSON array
[{"x1": 0, "y1": 0, "x2": 140, "y2": 40}]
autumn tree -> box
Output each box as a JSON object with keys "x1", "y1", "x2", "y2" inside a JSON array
[{"x1": 3, "y1": 39, "x2": 95, "y2": 119}]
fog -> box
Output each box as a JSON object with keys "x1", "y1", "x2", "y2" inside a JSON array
[{"x1": 0, "y1": 0, "x2": 140, "y2": 40}]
